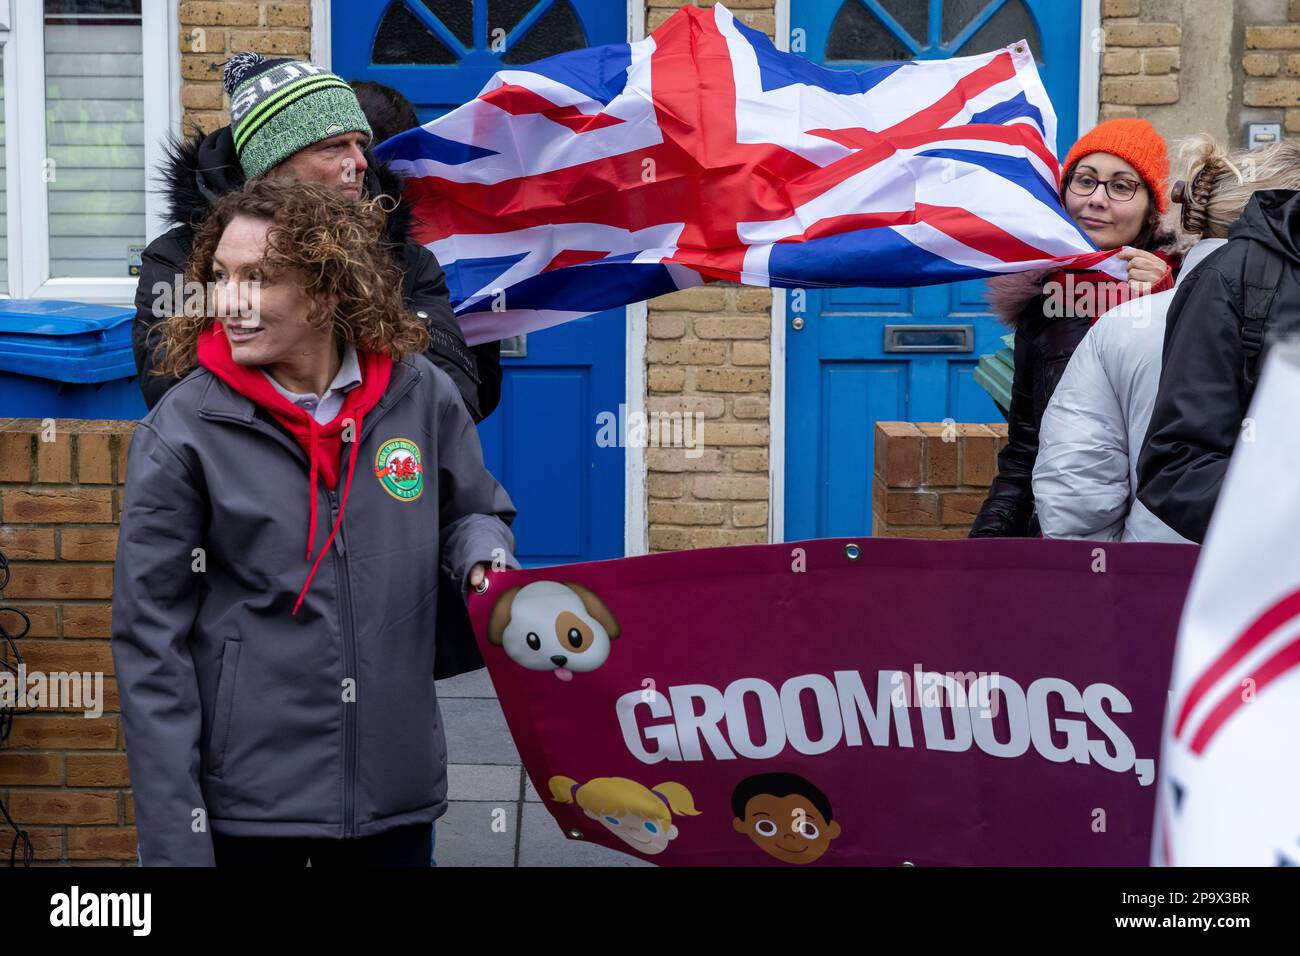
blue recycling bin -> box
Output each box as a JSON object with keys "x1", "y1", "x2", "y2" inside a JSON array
[{"x1": 0, "y1": 300, "x2": 146, "y2": 420}]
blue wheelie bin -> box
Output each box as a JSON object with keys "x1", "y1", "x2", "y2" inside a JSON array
[{"x1": 0, "y1": 300, "x2": 146, "y2": 420}]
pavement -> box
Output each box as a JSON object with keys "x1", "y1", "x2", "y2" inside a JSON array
[{"x1": 433, "y1": 669, "x2": 652, "y2": 867}]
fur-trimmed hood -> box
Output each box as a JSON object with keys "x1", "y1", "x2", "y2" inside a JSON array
[
  {"x1": 986, "y1": 269, "x2": 1054, "y2": 329},
  {"x1": 155, "y1": 123, "x2": 415, "y2": 244},
  {"x1": 986, "y1": 233, "x2": 1182, "y2": 329}
]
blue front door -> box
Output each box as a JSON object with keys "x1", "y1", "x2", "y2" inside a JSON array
[
  {"x1": 333, "y1": 1, "x2": 627, "y2": 565},
  {"x1": 785, "y1": 0, "x2": 1082, "y2": 539}
]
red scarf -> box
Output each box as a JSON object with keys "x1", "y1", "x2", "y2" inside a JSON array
[
  {"x1": 197, "y1": 322, "x2": 394, "y2": 615},
  {"x1": 1046, "y1": 249, "x2": 1177, "y2": 323}
]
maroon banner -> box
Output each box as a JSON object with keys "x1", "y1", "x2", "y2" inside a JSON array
[{"x1": 467, "y1": 537, "x2": 1198, "y2": 866}]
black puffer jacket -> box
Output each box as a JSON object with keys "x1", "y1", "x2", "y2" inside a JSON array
[
  {"x1": 132, "y1": 125, "x2": 502, "y2": 421},
  {"x1": 969, "y1": 272, "x2": 1093, "y2": 537},
  {"x1": 1137, "y1": 190, "x2": 1300, "y2": 543}
]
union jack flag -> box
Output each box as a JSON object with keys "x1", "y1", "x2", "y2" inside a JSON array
[{"x1": 376, "y1": 3, "x2": 1122, "y2": 346}]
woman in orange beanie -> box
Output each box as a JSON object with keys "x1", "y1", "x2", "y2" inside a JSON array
[{"x1": 970, "y1": 117, "x2": 1179, "y2": 537}]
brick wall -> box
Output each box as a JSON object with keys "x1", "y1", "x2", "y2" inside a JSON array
[
  {"x1": 644, "y1": 284, "x2": 772, "y2": 551},
  {"x1": 647, "y1": 0, "x2": 775, "y2": 33},
  {"x1": 0, "y1": 421, "x2": 136, "y2": 865},
  {"x1": 872, "y1": 423, "x2": 1005, "y2": 538},
  {"x1": 1100, "y1": 0, "x2": 1183, "y2": 121},
  {"x1": 179, "y1": 1, "x2": 312, "y2": 135},
  {"x1": 1243, "y1": 0, "x2": 1300, "y2": 136}
]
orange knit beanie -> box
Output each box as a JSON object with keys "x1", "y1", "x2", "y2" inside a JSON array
[{"x1": 1062, "y1": 118, "x2": 1170, "y2": 214}]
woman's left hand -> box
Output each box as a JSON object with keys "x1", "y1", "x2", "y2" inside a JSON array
[
  {"x1": 468, "y1": 562, "x2": 488, "y2": 591},
  {"x1": 1117, "y1": 246, "x2": 1168, "y2": 294}
]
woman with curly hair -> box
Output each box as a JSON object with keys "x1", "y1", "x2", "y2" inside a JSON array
[{"x1": 111, "y1": 177, "x2": 518, "y2": 867}]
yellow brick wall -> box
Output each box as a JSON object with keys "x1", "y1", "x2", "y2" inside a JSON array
[
  {"x1": 647, "y1": 0, "x2": 775, "y2": 34},
  {"x1": 179, "y1": 1, "x2": 312, "y2": 135},
  {"x1": 0, "y1": 421, "x2": 137, "y2": 864},
  {"x1": 1099, "y1": 0, "x2": 1182, "y2": 121},
  {"x1": 643, "y1": 284, "x2": 772, "y2": 551},
  {"x1": 1243, "y1": 1, "x2": 1300, "y2": 136}
]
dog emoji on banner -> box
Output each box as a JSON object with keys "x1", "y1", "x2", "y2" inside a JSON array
[{"x1": 487, "y1": 581, "x2": 620, "y2": 681}]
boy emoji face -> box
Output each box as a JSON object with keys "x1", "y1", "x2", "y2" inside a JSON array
[{"x1": 731, "y1": 773, "x2": 841, "y2": 864}]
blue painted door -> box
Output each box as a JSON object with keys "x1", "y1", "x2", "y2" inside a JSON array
[
  {"x1": 785, "y1": 0, "x2": 1082, "y2": 539},
  {"x1": 333, "y1": 1, "x2": 627, "y2": 565}
]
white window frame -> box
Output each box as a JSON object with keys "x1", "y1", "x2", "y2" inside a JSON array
[{"x1": 5, "y1": 0, "x2": 181, "y2": 303}]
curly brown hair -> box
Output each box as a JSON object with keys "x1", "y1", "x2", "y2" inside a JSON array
[{"x1": 153, "y1": 177, "x2": 430, "y2": 379}]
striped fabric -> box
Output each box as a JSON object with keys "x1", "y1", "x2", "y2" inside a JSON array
[{"x1": 377, "y1": 3, "x2": 1123, "y2": 346}]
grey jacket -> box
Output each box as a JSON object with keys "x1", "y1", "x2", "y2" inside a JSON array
[
  {"x1": 111, "y1": 353, "x2": 517, "y2": 866},
  {"x1": 1032, "y1": 240, "x2": 1224, "y2": 543}
]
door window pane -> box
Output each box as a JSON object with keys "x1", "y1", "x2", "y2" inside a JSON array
[
  {"x1": 826, "y1": 0, "x2": 914, "y2": 62},
  {"x1": 44, "y1": 0, "x2": 146, "y2": 279},
  {"x1": 953, "y1": 0, "x2": 1041, "y2": 60},
  {"x1": 373, "y1": 1, "x2": 458, "y2": 64},
  {"x1": 826, "y1": 0, "x2": 1042, "y2": 62},
  {"x1": 421, "y1": 0, "x2": 473, "y2": 49},
  {"x1": 501, "y1": 1, "x2": 586, "y2": 65}
]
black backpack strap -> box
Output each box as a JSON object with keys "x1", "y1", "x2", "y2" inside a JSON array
[{"x1": 1242, "y1": 239, "x2": 1286, "y2": 387}]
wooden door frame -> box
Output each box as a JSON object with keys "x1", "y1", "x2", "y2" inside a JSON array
[
  {"x1": 771, "y1": 0, "x2": 1102, "y2": 544},
  {"x1": 312, "y1": 0, "x2": 650, "y2": 558}
]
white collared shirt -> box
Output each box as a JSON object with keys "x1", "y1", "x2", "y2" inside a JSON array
[{"x1": 261, "y1": 343, "x2": 363, "y2": 425}]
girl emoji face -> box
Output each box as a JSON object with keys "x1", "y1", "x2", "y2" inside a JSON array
[{"x1": 587, "y1": 808, "x2": 678, "y2": 855}]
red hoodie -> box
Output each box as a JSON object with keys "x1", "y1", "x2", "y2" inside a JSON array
[{"x1": 196, "y1": 321, "x2": 393, "y2": 614}]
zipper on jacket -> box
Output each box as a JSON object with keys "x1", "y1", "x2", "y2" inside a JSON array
[
  {"x1": 328, "y1": 489, "x2": 360, "y2": 839},
  {"x1": 196, "y1": 364, "x2": 424, "y2": 838}
]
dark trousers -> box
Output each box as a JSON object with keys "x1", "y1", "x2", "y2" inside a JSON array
[{"x1": 212, "y1": 822, "x2": 433, "y2": 868}]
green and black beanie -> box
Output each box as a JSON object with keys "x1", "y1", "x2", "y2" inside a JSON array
[{"x1": 222, "y1": 51, "x2": 373, "y2": 180}]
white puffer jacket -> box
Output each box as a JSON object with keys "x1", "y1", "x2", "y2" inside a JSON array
[{"x1": 1033, "y1": 238, "x2": 1227, "y2": 543}]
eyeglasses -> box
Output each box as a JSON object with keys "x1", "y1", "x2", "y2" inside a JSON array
[{"x1": 1066, "y1": 172, "x2": 1145, "y2": 202}]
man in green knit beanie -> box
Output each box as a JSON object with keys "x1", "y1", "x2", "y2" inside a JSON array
[
  {"x1": 132, "y1": 51, "x2": 502, "y2": 422},
  {"x1": 224, "y1": 51, "x2": 373, "y2": 188}
]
